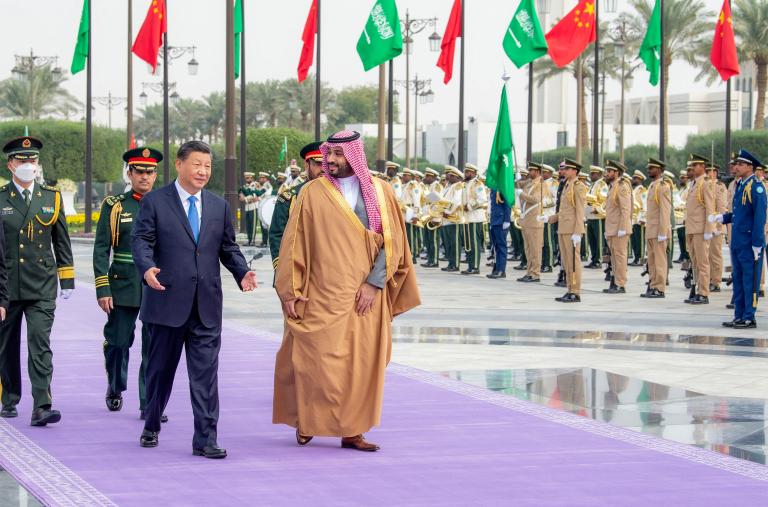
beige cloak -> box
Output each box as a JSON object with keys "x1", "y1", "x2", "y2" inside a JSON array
[{"x1": 273, "y1": 177, "x2": 420, "y2": 437}]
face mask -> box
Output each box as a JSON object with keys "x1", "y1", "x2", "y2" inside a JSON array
[{"x1": 14, "y1": 163, "x2": 37, "y2": 183}]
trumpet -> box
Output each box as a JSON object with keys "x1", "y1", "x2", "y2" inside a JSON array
[
  {"x1": 415, "y1": 198, "x2": 454, "y2": 230},
  {"x1": 585, "y1": 193, "x2": 606, "y2": 219},
  {"x1": 511, "y1": 207, "x2": 522, "y2": 229}
]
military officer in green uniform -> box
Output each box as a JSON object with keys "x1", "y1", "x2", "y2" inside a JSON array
[
  {"x1": 269, "y1": 142, "x2": 324, "y2": 274},
  {"x1": 238, "y1": 172, "x2": 258, "y2": 245},
  {"x1": 93, "y1": 147, "x2": 165, "y2": 423},
  {"x1": 0, "y1": 134, "x2": 74, "y2": 426}
]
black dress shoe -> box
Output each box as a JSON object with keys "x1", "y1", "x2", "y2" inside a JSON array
[
  {"x1": 553, "y1": 280, "x2": 566, "y2": 287},
  {"x1": 541, "y1": 266, "x2": 553, "y2": 273},
  {"x1": 461, "y1": 268, "x2": 480, "y2": 275},
  {"x1": 673, "y1": 258, "x2": 684, "y2": 264},
  {"x1": 722, "y1": 319, "x2": 742, "y2": 328},
  {"x1": 140, "y1": 410, "x2": 169, "y2": 423},
  {"x1": 486, "y1": 272, "x2": 506, "y2": 279},
  {"x1": 642, "y1": 289, "x2": 665, "y2": 298},
  {"x1": 193, "y1": 445, "x2": 227, "y2": 459},
  {"x1": 513, "y1": 263, "x2": 527, "y2": 270},
  {"x1": 441, "y1": 267, "x2": 459, "y2": 272},
  {"x1": 0, "y1": 405, "x2": 17, "y2": 418},
  {"x1": 421, "y1": 262, "x2": 439, "y2": 268},
  {"x1": 555, "y1": 292, "x2": 581, "y2": 303},
  {"x1": 603, "y1": 286, "x2": 626, "y2": 294},
  {"x1": 106, "y1": 392, "x2": 123, "y2": 412},
  {"x1": 140, "y1": 429, "x2": 159, "y2": 448},
  {"x1": 734, "y1": 319, "x2": 757, "y2": 329},
  {"x1": 585, "y1": 262, "x2": 600, "y2": 269},
  {"x1": 726, "y1": 303, "x2": 735, "y2": 309},
  {"x1": 31, "y1": 407, "x2": 61, "y2": 427},
  {"x1": 760, "y1": 290, "x2": 765, "y2": 298},
  {"x1": 689, "y1": 295, "x2": 709, "y2": 305},
  {"x1": 709, "y1": 284, "x2": 720, "y2": 292}
]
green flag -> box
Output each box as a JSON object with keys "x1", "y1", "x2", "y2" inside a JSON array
[
  {"x1": 234, "y1": 0, "x2": 243, "y2": 79},
  {"x1": 485, "y1": 85, "x2": 516, "y2": 205},
  {"x1": 639, "y1": 0, "x2": 661, "y2": 86},
  {"x1": 502, "y1": 0, "x2": 548, "y2": 69},
  {"x1": 278, "y1": 136, "x2": 288, "y2": 164},
  {"x1": 356, "y1": 0, "x2": 403, "y2": 72},
  {"x1": 70, "y1": 0, "x2": 89, "y2": 74}
]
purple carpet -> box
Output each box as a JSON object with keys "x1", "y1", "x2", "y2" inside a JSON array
[{"x1": 0, "y1": 287, "x2": 766, "y2": 506}]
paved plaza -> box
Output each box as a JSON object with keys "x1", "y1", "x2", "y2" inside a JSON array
[{"x1": 0, "y1": 240, "x2": 766, "y2": 504}]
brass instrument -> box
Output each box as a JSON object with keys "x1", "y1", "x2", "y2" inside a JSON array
[
  {"x1": 585, "y1": 192, "x2": 606, "y2": 219},
  {"x1": 416, "y1": 198, "x2": 454, "y2": 230},
  {"x1": 511, "y1": 207, "x2": 522, "y2": 229}
]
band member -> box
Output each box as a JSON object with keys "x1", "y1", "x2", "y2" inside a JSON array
[
  {"x1": 603, "y1": 160, "x2": 632, "y2": 294},
  {"x1": 549, "y1": 159, "x2": 586, "y2": 303},
  {"x1": 641, "y1": 158, "x2": 672, "y2": 298}
]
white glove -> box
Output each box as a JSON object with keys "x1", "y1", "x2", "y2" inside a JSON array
[
  {"x1": 714, "y1": 230, "x2": 721, "y2": 236},
  {"x1": 502, "y1": 222, "x2": 510, "y2": 230},
  {"x1": 617, "y1": 230, "x2": 627, "y2": 237},
  {"x1": 703, "y1": 232, "x2": 713, "y2": 241},
  {"x1": 60, "y1": 289, "x2": 73, "y2": 300},
  {"x1": 571, "y1": 234, "x2": 582, "y2": 245},
  {"x1": 708, "y1": 213, "x2": 724, "y2": 224},
  {"x1": 535, "y1": 215, "x2": 547, "y2": 223},
  {"x1": 753, "y1": 246, "x2": 762, "y2": 261},
  {"x1": 657, "y1": 235, "x2": 667, "y2": 242}
]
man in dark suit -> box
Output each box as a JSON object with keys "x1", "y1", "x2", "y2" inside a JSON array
[{"x1": 132, "y1": 140, "x2": 258, "y2": 459}]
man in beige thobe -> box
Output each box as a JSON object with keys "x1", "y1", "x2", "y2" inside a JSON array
[
  {"x1": 603, "y1": 160, "x2": 632, "y2": 294},
  {"x1": 641, "y1": 158, "x2": 672, "y2": 298},
  {"x1": 273, "y1": 130, "x2": 420, "y2": 452},
  {"x1": 684, "y1": 153, "x2": 716, "y2": 304}
]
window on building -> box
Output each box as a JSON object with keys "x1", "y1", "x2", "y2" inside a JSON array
[{"x1": 556, "y1": 131, "x2": 568, "y2": 148}]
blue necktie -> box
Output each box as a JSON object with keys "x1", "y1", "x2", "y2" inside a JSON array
[{"x1": 187, "y1": 195, "x2": 200, "y2": 242}]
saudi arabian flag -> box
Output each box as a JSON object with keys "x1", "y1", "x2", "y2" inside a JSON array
[
  {"x1": 639, "y1": 0, "x2": 661, "y2": 86},
  {"x1": 278, "y1": 136, "x2": 288, "y2": 164},
  {"x1": 486, "y1": 85, "x2": 516, "y2": 205},
  {"x1": 70, "y1": 0, "x2": 89, "y2": 74},
  {"x1": 356, "y1": 0, "x2": 403, "y2": 71},
  {"x1": 503, "y1": 0, "x2": 548, "y2": 68},
  {"x1": 234, "y1": 0, "x2": 243, "y2": 79}
]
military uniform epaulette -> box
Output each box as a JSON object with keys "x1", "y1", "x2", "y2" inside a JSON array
[
  {"x1": 40, "y1": 184, "x2": 59, "y2": 192},
  {"x1": 102, "y1": 194, "x2": 126, "y2": 207},
  {"x1": 277, "y1": 190, "x2": 293, "y2": 204}
]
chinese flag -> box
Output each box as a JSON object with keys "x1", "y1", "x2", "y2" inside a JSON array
[
  {"x1": 297, "y1": 0, "x2": 317, "y2": 82},
  {"x1": 711, "y1": 0, "x2": 739, "y2": 81},
  {"x1": 437, "y1": 0, "x2": 462, "y2": 84},
  {"x1": 132, "y1": 0, "x2": 167, "y2": 73},
  {"x1": 545, "y1": 0, "x2": 596, "y2": 68}
]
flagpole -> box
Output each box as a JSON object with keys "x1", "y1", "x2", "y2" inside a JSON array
[
  {"x1": 240, "y1": 0, "x2": 246, "y2": 175},
  {"x1": 659, "y1": 0, "x2": 665, "y2": 160},
  {"x1": 724, "y1": 0, "x2": 732, "y2": 166},
  {"x1": 457, "y1": 0, "x2": 465, "y2": 172},
  {"x1": 376, "y1": 63, "x2": 387, "y2": 172},
  {"x1": 387, "y1": 58, "x2": 394, "y2": 163},
  {"x1": 127, "y1": 0, "x2": 133, "y2": 149},
  {"x1": 225, "y1": 0, "x2": 238, "y2": 225},
  {"x1": 314, "y1": 0, "x2": 321, "y2": 140},
  {"x1": 592, "y1": 0, "x2": 599, "y2": 166},
  {"x1": 163, "y1": 2, "x2": 170, "y2": 183},
  {"x1": 526, "y1": 63, "x2": 533, "y2": 164},
  {"x1": 85, "y1": 0, "x2": 93, "y2": 233}
]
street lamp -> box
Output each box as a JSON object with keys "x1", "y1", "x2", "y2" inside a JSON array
[
  {"x1": 141, "y1": 81, "x2": 177, "y2": 106},
  {"x1": 151, "y1": 45, "x2": 199, "y2": 76},
  {"x1": 395, "y1": 76, "x2": 432, "y2": 170},
  {"x1": 93, "y1": 91, "x2": 127, "y2": 129},
  {"x1": 396, "y1": 11, "x2": 440, "y2": 170}
]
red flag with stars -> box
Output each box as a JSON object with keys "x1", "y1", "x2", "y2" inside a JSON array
[
  {"x1": 132, "y1": 0, "x2": 167, "y2": 73},
  {"x1": 545, "y1": 0, "x2": 596, "y2": 68},
  {"x1": 436, "y1": 0, "x2": 462, "y2": 84},
  {"x1": 711, "y1": 0, "x2": 739, "y2": 81},
  {"x1": 297, "y1": 0, "x2": 318, "y2": 82}
]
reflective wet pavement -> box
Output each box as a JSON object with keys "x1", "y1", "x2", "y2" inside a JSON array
[{"x1": 442, "y1": 367, "x2": 768, "y2": 465}]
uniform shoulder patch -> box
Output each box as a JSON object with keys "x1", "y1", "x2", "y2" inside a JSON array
[
  {"x1": 757, "y1": 185, "x2": 764, "y2": 194},
  {"x1": 102, "y1": 195, "x2": 121, "y2": 207}
]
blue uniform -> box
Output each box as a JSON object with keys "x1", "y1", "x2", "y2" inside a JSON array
[
  {"x1": 489, "y1": 190, "x2": 512, "y2": 273},
  {"x1": 722, "y1": 174, "x2": 767, "y2": 322}
]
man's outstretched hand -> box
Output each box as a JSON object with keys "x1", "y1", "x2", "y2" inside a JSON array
[
  {"x1": 241, "y1": 271, "x2": 259, "y2": 291},
  {"x1": 144, "y1": 267, "x2": 165, "y2": 291}
]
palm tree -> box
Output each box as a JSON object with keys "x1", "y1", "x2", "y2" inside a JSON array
[
  {"x1": 0, "y1": 64, "x2": 81, "y2": 119},
  {"x1": 732, "y1": 0, "x2": 768, "y2": 129},
  {"x1": 200, "y1": 92, "x2": 225, "y2": 142},
  {"x1": 630, "y1": 0, "x2": 712, "y2": 146}
]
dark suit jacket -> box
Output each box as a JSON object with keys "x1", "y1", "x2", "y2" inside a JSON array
[{"x1": 132, "y1": 183, "x2": 250, "y2": 328}]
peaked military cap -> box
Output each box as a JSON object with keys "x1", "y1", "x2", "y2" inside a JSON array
[
  {"x1": 605, "y1": 160, "x2": 627, "y2": 173},
  {"x1": 527, "y1": 161, "x2": 543, "y2": 171},
  {"x1": 385, "y1": 161, "x2": 401, "y2": 170},
  {"x1": 647, "y1": 158, "x2": 666, "y2": 169},
  {"x1": 444, "y1": 165, "x2": 463, "y2": 178},
  {"x1": 411, "y1": 170, "x2": 424, "y2": 178},
  {"x1": 464, "y1": 163, "x2": 478, "y2": 173},
  {"x1": 243, "y1": 171, "x2": 255, "y2": 178},
  {"x1": 123, "y1": 146, "x2": 163, "y2": 167},
  {"x1": 560, "y1": 159, "x2": 581, "y2": 171},
  {"x1": 300, "y1": 141, "x2": 323, "y2": 161},
  {"x1": 589, "y1": 165, "x2": 604, "y2": 174},
  {"x1": 688, "y1": 153, "x2": 711, "y2": 166},
  {"x1": 541, "y1": 164, "x2": 555, "y2": 174},
  {"x1": 632, "y1": 170, "x2": 646, "y2": 180},
  {"x1": 258, "y1": 171, "x2": 270, "y2": 178},
  {"x1": 3, "y1": 135, "x2": 43, "y2": 160},
  {"x1": 424, "y1": 167, "x2": 440, "y2": 177},
  {"x1": 735, "y1": 149, "x2": 761, "y2": 168}
]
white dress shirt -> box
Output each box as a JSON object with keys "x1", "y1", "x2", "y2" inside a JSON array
[
  {"x1": 337, "y1": 175, "x2": 361, "y2": 210},
  {"x1": 13, "y1": 180, "x2": 34, "y2": 199},
  {"x1": 175, "y1": 179, "x2": 202, "y2": 229}
]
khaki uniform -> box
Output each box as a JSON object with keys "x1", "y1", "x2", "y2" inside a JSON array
[
  {"x1": 604, "y1": 177, "x2": 633, "y2": 288},
  {"x1": 645, "y1": 178, "x2": 672, "y2": 291},
  {"x1": 555, "y1": 178, "x2": 587, "y2": 295},
  {"x1": 709, "y1": 180, "x2": 728, "y2": 288},
  {"x1": 519, "y1": 177, "x2": 549, "y2": 278},
  {"x1": 684, "y1": 174, "x2": 716, "y2": 296},
  {"x1": 462, "y1": 177, "x2": 488, "y2": 271}
]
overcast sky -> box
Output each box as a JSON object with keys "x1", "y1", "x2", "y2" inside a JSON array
[{"x1": 1, "y1": 0, "x2": 730, "y2": 131}]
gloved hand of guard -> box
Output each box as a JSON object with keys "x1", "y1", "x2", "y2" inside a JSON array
[
  {"x1": 703, "y1": 232, "x2": 713, "y2": 241},
  {"x1": 502, "y1": 222, "x2": 510, "y2": 230},
  {"x1": 657, "y1": 235, "x2": 667, "y2": 242},
  {"x1": 753, "y1": 246, "x2": 762, "y2": 261},
  {"x1": 535, "y1": 215, "x2": 547, "y2": 223},
  {"x1": 60, "y1": 289, "x2": 73, "y2": 300},
  {"x1": 708, "y1": 213, "x2": 724, "y2": 224},
  {"x1": 617, "y1": 230, "x2": 627, "y2": 238},
  {"x1": 571, "y1": 234, "x2": 581, "y2": 245}
]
